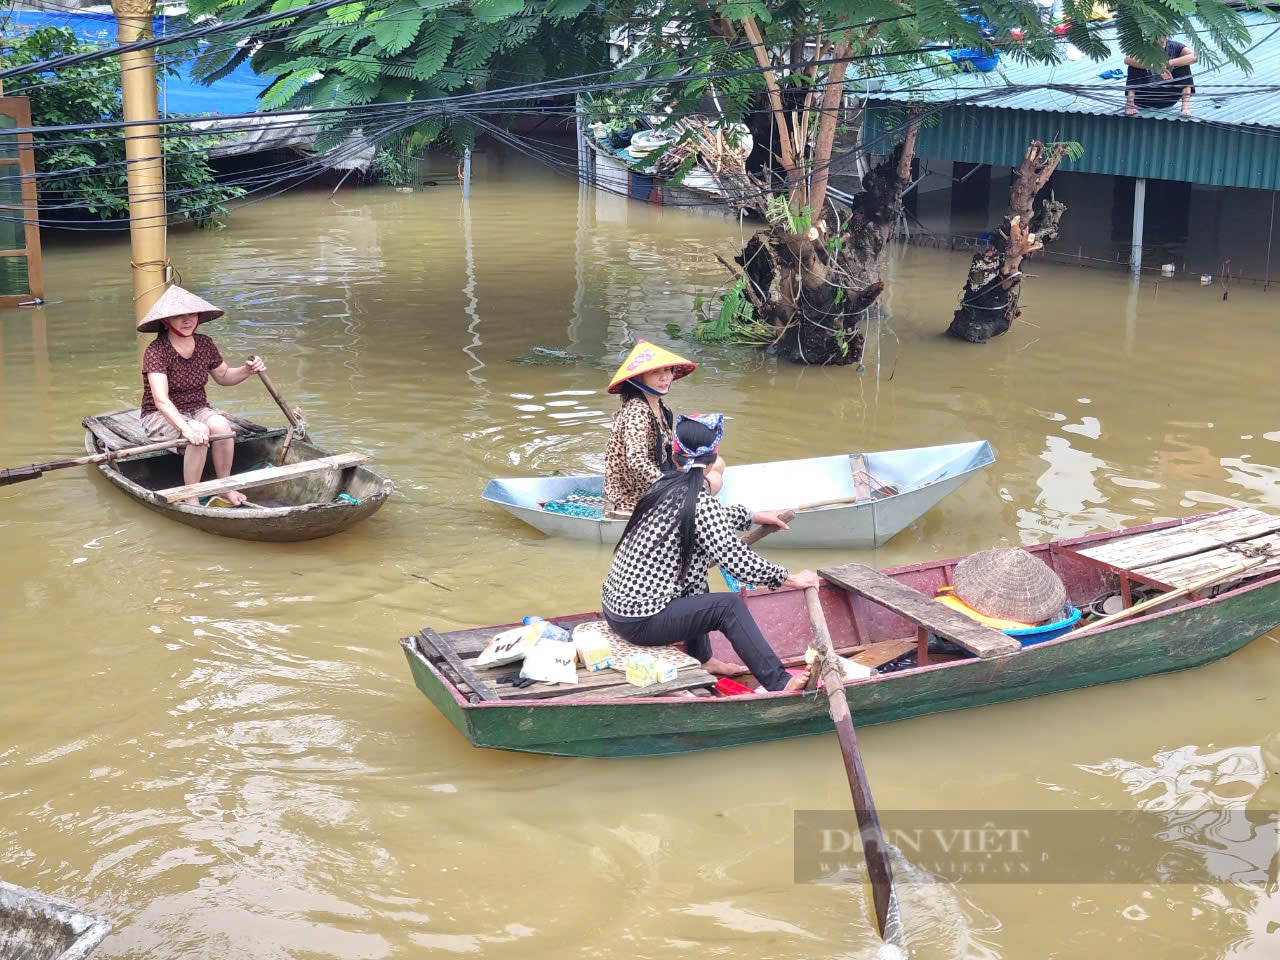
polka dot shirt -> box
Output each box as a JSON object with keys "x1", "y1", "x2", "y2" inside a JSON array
[{"x1": 602, "y1": 486, "x2": 789, "y2": 617}]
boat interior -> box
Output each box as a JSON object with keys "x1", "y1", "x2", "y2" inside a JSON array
[
  {"x1": 84, "y1": 409, "x2": 386, "y2": 506},
  {"x1": 413, "y1": 508, "x2": 1280, "y2": 705}
]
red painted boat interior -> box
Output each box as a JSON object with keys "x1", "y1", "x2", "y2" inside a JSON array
[{"x1": 721, "y1": 544, "x2": 1117, "y2": 662}]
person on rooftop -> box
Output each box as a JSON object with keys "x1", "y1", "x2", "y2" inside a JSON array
[{"x1": 1124, "y1": 37, "x2": 1197, "y2": 118}]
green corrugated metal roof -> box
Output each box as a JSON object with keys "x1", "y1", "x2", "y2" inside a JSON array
[{"x1": 865, "y1": 13, "x2": 1280, "y2": 189}]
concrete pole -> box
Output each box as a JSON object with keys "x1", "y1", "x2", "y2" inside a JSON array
[
  {"x1": 112, "y1": 0, "x2": 168, "y2": 323},
  {"x1": 462, "y1": 148, "x2": 472, "y2": 199},
  {"x1": 1129, "y1": 177, "x2": 1146, "y2": 278}
]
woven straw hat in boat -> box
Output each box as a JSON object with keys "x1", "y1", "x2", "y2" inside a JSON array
[
  {"x1": 951, "y1": 548, "x2": 1067, "y2": 624},
  {"x1": 136, "y1": 285, "x2": 225, "y2": 333}
]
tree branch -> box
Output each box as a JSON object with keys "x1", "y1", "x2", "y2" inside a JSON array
[{"x1": 739, "y1": 16, "x2": 800, "y2": 187}]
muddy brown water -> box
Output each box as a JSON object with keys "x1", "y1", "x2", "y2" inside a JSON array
[{"x1": 3, "y1": 157, "x2": 1280, "y2": 959}]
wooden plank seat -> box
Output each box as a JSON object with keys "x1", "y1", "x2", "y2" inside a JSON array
[
  {"x1": 84, "y1": 408, "x2": 270, "y2": 452},
  {"x1": 1133, "y1": 530, "x2": 1280, "y2": 591},
  {"x1": 819, "y1": 562, "x2": 1022, "y2": 659},
  {"x1": 155, "y1": 452, "x2": 371, "y2": 502},
  {"x1": 1071, "y1": 508, "x2": 1280, "y2": 571}
]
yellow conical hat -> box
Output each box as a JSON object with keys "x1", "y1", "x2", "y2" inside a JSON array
[{"x1": 607, "y1": 340, "x2": 696, "y2": 394}]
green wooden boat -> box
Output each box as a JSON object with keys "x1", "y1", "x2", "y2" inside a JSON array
[{"x1": 400, "y1": 508, "x2": 1280, "y2": 758}]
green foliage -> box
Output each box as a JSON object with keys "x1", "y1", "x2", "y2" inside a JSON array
[
  {"x1": 4, "y1": 27, "x2": 243, "y2": 227},
  {"x1": 190, "y1": 0, "x2": 608, "y2": 153},
  {"x1": 691, "y1": 278, "x2": 774, "y2": 344},
  {"x1": 373, "y1": 144, "x2": 416, "y2": 184},
  {"x1": 1047, "y1": 140, "x2": 1085, "y2": 162},
  {"x1": 764, "y1": 196, "x2": 813, "y2": 235}
]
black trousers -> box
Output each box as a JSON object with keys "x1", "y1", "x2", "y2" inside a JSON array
[{"x1": 605, "y1": 592, "x2": 790, "y2": 692}]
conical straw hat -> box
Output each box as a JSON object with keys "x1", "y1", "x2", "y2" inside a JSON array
[
  {"x1": 136, "y1": 285, "x2": 225, "y2": 333},
  {"x1": 607, "y1": 340, "x2": 696, "y2": 394},
  {"x1": 951, "y1": 548, "x2": 1067, "y2": 624}
]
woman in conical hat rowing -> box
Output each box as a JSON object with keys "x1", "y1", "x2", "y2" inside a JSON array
[
  {"x1": 136, "y1": 285, "x2": 267, "y2": 506},
  {"x1": 602, "y1": 413, "x2": 819, "y2": 693},
  {"x1": 603, "y1": 340, "x2": 722, "y2": 517}
]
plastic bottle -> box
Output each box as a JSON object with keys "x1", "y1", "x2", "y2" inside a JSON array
[{"x1": 522, "y1": 615, "x2": 570, "y2": 642}]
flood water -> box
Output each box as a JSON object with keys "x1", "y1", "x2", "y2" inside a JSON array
[{"x1": 3, "y1": 151, "x2": 1280, "y2": 959}]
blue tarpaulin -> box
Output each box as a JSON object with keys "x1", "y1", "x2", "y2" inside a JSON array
[{"x1": 3, "y1": 8, "x2": 271, "y2": 117}]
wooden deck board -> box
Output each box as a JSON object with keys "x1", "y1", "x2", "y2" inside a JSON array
[
  {"x1": 155, "y1": 452, "x2": 371, "y2": 502},
  {"x1": 1073, "y1": 508, "x2": 1280, "y2": 571},
  {"x1": 820, "y1": 562, "x2": 1021, "y2": 659},
  {"x1": 850, "y1": 638, "x2": 916, "y2": 669},
  {"x1": 486, "y1": 664, "x2": 643, "y2": 700},
  {"x1": 1135, "y1": 532, "x2": 1280, "y2": 590},
  {"x1": 418, "y1": 628, "x2": 498, "y2": 702},
  {"x1": 556, "y1": 667, "x2": 717, "y2": 701}
]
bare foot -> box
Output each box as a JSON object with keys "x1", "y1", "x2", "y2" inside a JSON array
[
  {"x1": 783, "y1": 667, "x2": 812, "y2": 692},
  {"x1": 1124, "y1": 106, "x2": 1138, "y2": 116},
  {"x1": 224, "y1": 489, "x2": 248, "y2": 507},
  {"x1": 702, "y1": 657, "x2": 746, "y2": 677},
  {"x1": 1180, "y1": 107, "x2": 1192, "y2": 117}
]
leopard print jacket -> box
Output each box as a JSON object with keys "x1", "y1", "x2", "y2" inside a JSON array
[{"x1": 603, "y1": 396, "x2": 672, "y2": 514}]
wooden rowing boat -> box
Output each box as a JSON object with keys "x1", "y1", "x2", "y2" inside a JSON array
[
  {"x1": 482, "y1": 440, "x2": 995, "y2": 548},
  {"x1": 1, "y1": 878, "x2": 111, "y2": 960},
  {"x1": 400, "y1": 507, "x2": 1280, "y2": 757},
  {"x1": 82, "y1": 408, "x2": 393, "y2": 542}
]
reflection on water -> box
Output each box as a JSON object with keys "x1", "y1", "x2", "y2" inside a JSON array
[{"x1": 3, "y1": 153, "x2": 1280, "y2": 960}]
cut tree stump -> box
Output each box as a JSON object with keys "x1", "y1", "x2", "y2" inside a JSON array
[{"x1": 946, "y1": 140, "x2": 1069, "y2": 344}]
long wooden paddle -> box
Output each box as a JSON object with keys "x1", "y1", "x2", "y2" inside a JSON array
[
  {"x1": 249, "y1": 359, "x2": 301, "y2": 465},
  {"x1": 0, "y1": 433, "x2": 235, "y2": 486},
  {"x1": 1074, "y1": 553, "x2": 1272, "y2": 637},
  {"x1": 741, "y1": 508, "x2": 797, "y2": 545},
  {"x1": 805, "y1": 584, "x2": 897, "y2": 941}
]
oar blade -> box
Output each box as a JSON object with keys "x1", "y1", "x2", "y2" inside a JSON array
[{"x1": 0, "y1": 465, "x2": 43, "y2": 485}]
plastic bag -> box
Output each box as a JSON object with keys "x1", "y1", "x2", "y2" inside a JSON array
[
  {"x1": 519, "y1": 636, "x2": 579, "y2": 685},
  {"x1": 805, "y1": 648, "x2": 874, "y2": 682},
  {"x1": 475, "y1": 625, "x2": 539, "y2": 668}
]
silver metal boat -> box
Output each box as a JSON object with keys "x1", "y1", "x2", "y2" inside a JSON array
[{"x1": 481, "y1": 440, "x2": 996, "y2": 548}]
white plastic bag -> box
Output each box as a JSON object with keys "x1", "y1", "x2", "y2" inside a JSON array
[
  {"x1": 805, "y1": 648, "x2": 875, "y2": 682},
  {"x1": 519, "y1": 636, "x2": 579, "y2": 685},
  {"x1": 475, "y1": 625, "x2": 538, "y2": 668}
]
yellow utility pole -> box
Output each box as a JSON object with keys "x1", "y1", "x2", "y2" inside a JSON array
[{"x1": 111, "y1": 0, "x2": 168, "y2": 322}]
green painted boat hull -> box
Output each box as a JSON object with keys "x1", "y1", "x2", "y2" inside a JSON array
[{"x1": 400, "y1": 574, "x2": 1280, "y2": 758}]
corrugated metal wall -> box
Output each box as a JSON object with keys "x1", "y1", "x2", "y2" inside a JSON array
[{"x1": 868, "y1": 105, "x2": 1280, "y2": 190}]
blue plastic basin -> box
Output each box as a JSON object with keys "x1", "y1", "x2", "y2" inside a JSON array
[{"x1": 1002, "y1": 605, "x2": 1082, "y2": 646}]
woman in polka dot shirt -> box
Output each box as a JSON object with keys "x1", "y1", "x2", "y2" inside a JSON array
[{"x1": 602, "y1": 413, "x2": 819, "y2": 692}]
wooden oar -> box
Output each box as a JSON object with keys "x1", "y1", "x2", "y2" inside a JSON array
[
  {"x1": 0, "y1": 433, "x2": 234, "y2": 486},
  {"x1": 1074, "y1": 553, "x2": 1272, "y2": 637},
  {"x1": 804, "y1": 583, "x2": 897, "y2": 940},
  {"x1": 741, "y1": 508, "x2": 797, "y2": 545},
  {"x1": 249, "y1": 359, "x2": 302, "y2": 466}
]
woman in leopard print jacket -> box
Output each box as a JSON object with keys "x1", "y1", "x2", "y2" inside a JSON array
[
  {"x1": 602, "y1": 340, "x2": 695, "y2": 516},
  {"x1": 602, "y1": 414, "x2": 819, "y2": 693}
]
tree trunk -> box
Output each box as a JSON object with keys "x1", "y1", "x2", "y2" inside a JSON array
[
  {"x1": 946, "y1": 141, "x2": 1068, "y2": 344},
  {"x1": 734, "y1": 118, "x2": 918, "y2": 366}
]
